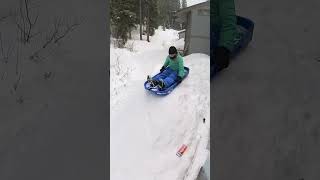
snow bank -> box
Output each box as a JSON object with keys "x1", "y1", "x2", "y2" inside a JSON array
[
  {"x1": 187, "y1": 0, "x2": 208, "y2": 7},
  {"x1": 110, "y1": 28, "x2": 210, "y2": 180},
  {"x1": 110, "y1": 46, "x2": 136, "y2": 107}
]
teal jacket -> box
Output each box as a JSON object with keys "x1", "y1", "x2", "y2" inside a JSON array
[
  {"x1": 163, "y1": 54, "x2": 185, "y2": 78},
  {"x1": 211, "y1": 0, "x2": 239, "y2": 52}
]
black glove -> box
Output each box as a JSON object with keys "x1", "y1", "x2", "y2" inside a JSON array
[
  {"x1": 214, "y1": 46, "x2": 230, "y2": 72},
  {"x1": 177, "y1": 76, "x2": 182, "y2": 84},
  {"x1": 160, "y1": 66, "x2": 165, "y2": 72}
]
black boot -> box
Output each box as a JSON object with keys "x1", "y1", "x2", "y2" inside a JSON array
[
  {"x1": 214, "y1": 46, "x2": 230, "y2": 72},
  {"x1": 147, "y1": 76, "x2": 158, "y2": 87},
  {"x1": 158, "y1": 79, "x2": 165, "y2": 90}
]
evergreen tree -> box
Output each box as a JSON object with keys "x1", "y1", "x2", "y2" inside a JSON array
[
  {"x1": 157, "y1": 0, "x2": 169, "y2": 30},
  {"x1": 182, "y1": 0, "x2": 187, "y2": 8},
  {"x1": 168, "y1": 0, "x2": 180, "y2": 29},
  {"x1": 111, "y1": 0, "x2": 137, "y2": 47},
  {"x1": 145, "y1": 0, "x2": 159, "y2": 41}
]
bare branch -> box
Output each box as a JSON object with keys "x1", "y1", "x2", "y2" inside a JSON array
[
  {"x1": 13, "y1": 71, "x2": 22, "y2": 91},
  {"x1": 20, "y1": 0, "x2": 26, "y2": 30},
  {"x1": 25, "y1": 0, "x2": 32, "y2": 42},
  {"x1": 32, "y1": 11, "x2": 39, "y2": 25},
  {"x1": 29, "y1": 17, "x2": 82, "y2": 62},
  {"x1": 53, "y1": 17, "x2": 63, "y2": 30},
  {"x1": 42, "y1": 34, "x2": 55, "y2": 49},
  {"x1": 0, "y1": 15, "x2": 10, "y2": 22},
  {"x1": 17, "y1": 0, "x2": 27, "y2": 43},
  {"x1": 5, "y1": 43, "x2": 14, "y2": 63},
  {"x1": 0, "y1": 32, "x2": 3, "y2": 58},
  {"x1": 29, "y1": 30, "x2": 41, "y2": 39},
  {"x1": 13, "y1": 39, "x2": 23, "y2": 90},
  {"x1": 1, "y1": 72, "x2": 7, "y2": 80},
  {"x1": 16, "y1": 43, "x2": 20, "y2": 75},
  {"x1": 15, "y1": 21, "x2": 27, "y2": 34},
  {"x1": 0, "y1": 9, "x2": 14, "y2": 22},
  {"x1": 54, "y1": 22, "x2": 81, "y2": 44},
  {"x1": 0, "y1": 33, "x2": 15, "y2": 63},
  {"x1": 25, "y1": 0, "x2": 31, "y2": 25},
  {"x1": 16, "y1": 0, "x2": 39, "y2": 43},
  {"x1": 42, "y1": 21, "x2": 60, "y2": 48}
]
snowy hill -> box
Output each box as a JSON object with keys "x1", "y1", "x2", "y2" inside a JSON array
[{"x1": 110, "y1": 28, "x2": 210, "y2": 180}]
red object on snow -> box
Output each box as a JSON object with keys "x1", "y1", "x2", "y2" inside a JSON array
[{"x1": 176, "y1": 144, "x2": 188, "y2": 157}]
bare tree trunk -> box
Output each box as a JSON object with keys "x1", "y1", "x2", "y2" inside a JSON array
[
  {"x1": 146, "y1": 3, "x2": 150, "y2": 42},
  {"x1": 147, "y1": 23, "x2": 149, "y2": 42},
  {"x1": 139, "y1": 0, "x2": 142, "y2": 40}
]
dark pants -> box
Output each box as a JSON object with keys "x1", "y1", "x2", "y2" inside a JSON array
[{"x1": 210, "y1": 27, "x2": 220, "y2": 77}]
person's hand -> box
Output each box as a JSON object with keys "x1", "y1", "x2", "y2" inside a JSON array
[
  {"x1": 160, "y1": 66, "x2": 165, "y2": 72},
  {"x1": 177, "y1": 76, "x2": 183, "y2": 84},
  {"x1": 214, "y1": 46, "x2": 230, "y2": 71}
]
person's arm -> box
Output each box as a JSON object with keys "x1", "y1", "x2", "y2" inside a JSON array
[
  {"x1": 160, "y1": 57, "x2": 170, "y2": 72},
  {"x1": 163, "y1": 57, "x2": 169, "y2": 67},
  {"x1": 218, "y1": 0, "x2": 237, "y2": 52},
  {"x1": 178, "y1": 57, "x2": 185, "y2": 79}
]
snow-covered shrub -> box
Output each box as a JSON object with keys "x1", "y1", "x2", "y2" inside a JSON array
[{"x1": 125, "y1": 40, "x2": 135, "y2": 52}]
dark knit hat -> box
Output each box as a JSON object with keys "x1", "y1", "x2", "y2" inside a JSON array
[{"x1": 169, "y1": 46, "x2": 177, "y2": 55}]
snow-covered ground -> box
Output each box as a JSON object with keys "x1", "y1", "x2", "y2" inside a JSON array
[
  {"x1": 187, "y1": 0, "x2": 208, "y2": 7},
  {"x1": 110, "y1": 27, "x2": 210, "y2": 180}
]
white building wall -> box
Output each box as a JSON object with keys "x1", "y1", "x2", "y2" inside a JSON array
[{"x1": 188, "y1": 8, "x2": 210, "y2": 55}]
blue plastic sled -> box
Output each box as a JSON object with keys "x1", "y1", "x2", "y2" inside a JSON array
[
  {"x1": 144, "y1": 67, "x2": 190, "y2": 96},
  {"x1": 211, "y1": 16, "x2": 254, "y2": 78},
  {"x1": 231, "y1": 16, "x2": 255, "y2": 58}
]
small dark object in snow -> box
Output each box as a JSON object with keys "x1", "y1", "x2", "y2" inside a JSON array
[
  {"x1": 16, "y1": 96, "x2": 24, "y2": 104},
  {"x1": 13, "y1": 83, "x2": 18, "y2": 91},
  {"x1": 44, "y1": 72, "x2": 52, "y2": 80},
  {"x1": 316, "y1": 57, "x2": 320, "y2": 62},
  {"x1": 203, "y1": 118, "x2": 205, "y2": 123},
  {"x1": 299, "y1": 178, "x2": 304, "y2": 180}
]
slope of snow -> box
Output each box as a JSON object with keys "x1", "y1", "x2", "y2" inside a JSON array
[
  {"x1": 187, "y1": 0, "x2": 208, "y2": 7},
  {"x1": 110, "y1": 28, "x2": 210, "y2": 180}
]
